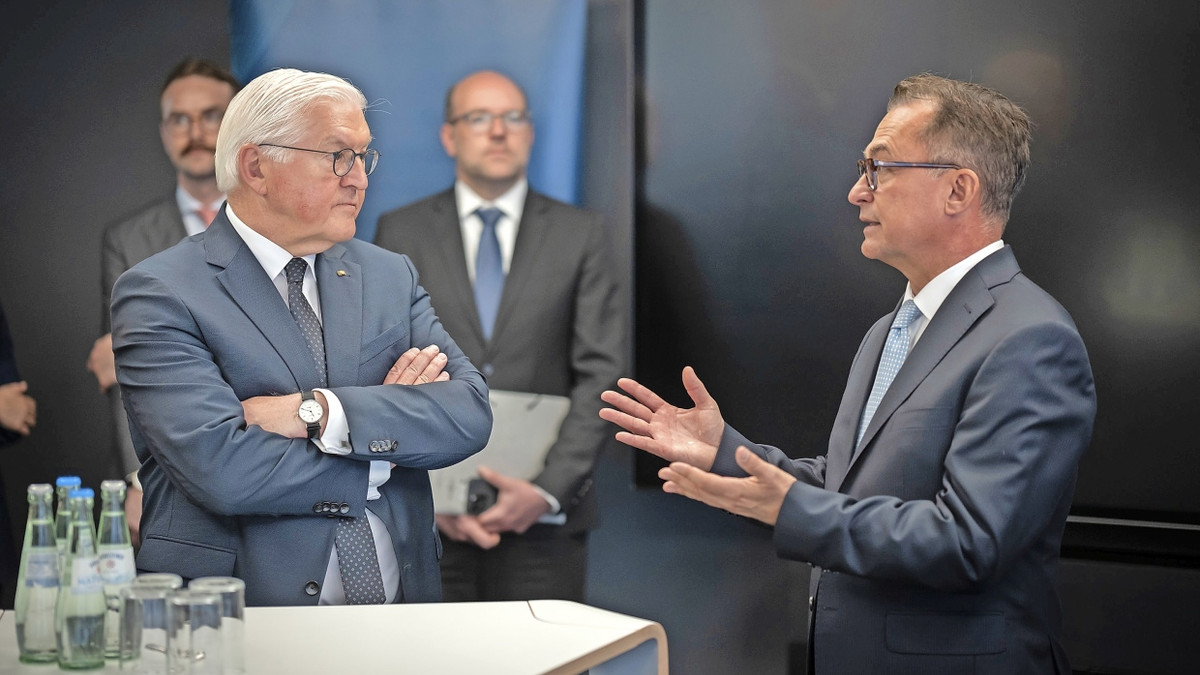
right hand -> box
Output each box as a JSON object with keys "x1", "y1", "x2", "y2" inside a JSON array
[
  {"x1": 383, "y1": 345, "x2": 449, "y2": 385},
  {"x1": 436, "y1": 513, "x2": 501, "y2": 550},
  {"x1": 599, "y1": 366, "x2": 724, "y2": 471},
  {"x1": 86, "y1": 333, "x2": 118, "y2": 392}
]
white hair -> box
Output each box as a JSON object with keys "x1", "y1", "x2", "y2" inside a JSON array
[{"x1": 215, "y1": 68, "x2": 367, "y2": 192}]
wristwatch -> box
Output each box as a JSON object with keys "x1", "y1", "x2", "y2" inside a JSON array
[{"x1": 298, "y1": 390, "x2": 324, "y2": 439}]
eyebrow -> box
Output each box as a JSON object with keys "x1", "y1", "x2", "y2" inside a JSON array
[{"x1": 864, "y1": 141, "x2": 891, "y2": 158}]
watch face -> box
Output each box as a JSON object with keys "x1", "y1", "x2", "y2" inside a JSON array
[{"x1": 298, "y1": 399, "x2": 323, "y2": 424}]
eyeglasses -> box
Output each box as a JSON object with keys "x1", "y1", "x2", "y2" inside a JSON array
[
  {"x1": 162, "y1": 109, "x2": 224, "y2": 134},
  {"x1": 447, "y1": 109, "x2": 532, "y2": 133},
  {"x1": 258, "y1": 143, "x2": 380, "y2": 177},
  {"x1": 856, "y1": 158, "x2": 961, "y2": 191}
]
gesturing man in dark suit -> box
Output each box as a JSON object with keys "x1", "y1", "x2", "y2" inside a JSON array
[
  {"x1": 375, "y1": 70, "x2": 624, "y2": 602},
  {"x1": 601, "y1": 74, "x2": 1096, "y2": 672},
  {"x1": 111, "y1": 68, "x2": 492, "y2": 606},
  {"x1": 88, "y1": 58, "x2": 240, "y2": 543}
]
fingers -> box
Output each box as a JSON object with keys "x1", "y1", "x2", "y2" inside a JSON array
[
  {"x1": 384, "y1": 345, "x2": 448, "y2": 385},
  {"x1": 615, "y1": 376, "x2": 668, "y2": 413},
  {"x1": 681, "y1": 366, "x2": 715, "y2": 409},
  {"x1": 475, "y1": 465, "x2": 509, "y2": 489},
  {"x1": 457, "y1": 515, "x2": 501, "y2": 549}
]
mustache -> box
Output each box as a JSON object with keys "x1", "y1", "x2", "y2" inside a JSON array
[{"x1": 182, "y1": 142, "x2": 216, "y2": 155}]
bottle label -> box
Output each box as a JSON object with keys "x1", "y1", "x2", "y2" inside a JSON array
[
  {"x1": 23, "y1": 549, "x2": 59, "y2": 588},
  {"x1": 71, "y1": 556, "x2": 104, "y2": 595},
  {"x1": 98, "y1": 548, "x2": 136, "y2": 585}
]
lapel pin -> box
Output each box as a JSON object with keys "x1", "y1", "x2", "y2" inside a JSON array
[{"x1": 336, "y1": 270, "x2": 348, "y2": 277}]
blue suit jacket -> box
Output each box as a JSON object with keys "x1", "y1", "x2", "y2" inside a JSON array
[
  {"x1": 111, "y1": 212, "x2": 492, "y2": 606},
  {"x1": 713, "y1": 247, "x2": 1096, "y2": 673}
]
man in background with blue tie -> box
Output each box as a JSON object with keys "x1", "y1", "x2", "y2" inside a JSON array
[
  {"x1": 111, "y1": 68, "x2": 492, "y2": 605},
  {"x1": 87, "y1": 58, "x2": 240, "y2": 544},
  {"x1": 375, "y1": 70, "x2": 625, "y2": 602},
  {"x1": 601, "y1": 75, "x2": 1096, "y2": 672}
]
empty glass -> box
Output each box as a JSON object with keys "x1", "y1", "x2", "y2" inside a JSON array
[
  {"x1": 187, "y1": 577, "x2": 245, "y2": 674},
  {"x1": 166, "y1": 589, "x2": 223, "y2": 674},
  {"x1": 118, "y1": 585, "x2": 172, "y2": 674}
]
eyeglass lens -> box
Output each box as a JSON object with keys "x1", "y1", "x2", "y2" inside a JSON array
[{"x1": 333, "y1": 149, "x2": 380, "y2": 177}]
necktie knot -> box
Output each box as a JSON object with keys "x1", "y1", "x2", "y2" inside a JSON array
[
  {"x1": 892, "y1": 300, "x2": 922, "y2": 331},
  {"x1": 476, "y1": 207, "x2": 503, "y2": 230},
  {"x1": 197, "y1": 207, "x2": 218, "y2": 227},
  {"x1": 285, "y1": 257, "x2": 308, "y2": 286}
]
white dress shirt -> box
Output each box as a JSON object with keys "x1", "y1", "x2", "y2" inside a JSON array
[
  {"x1": 904, "y1": 240, "x2": 1006, "y2": 349},
  {"x1": 175, "y1": 186, "x2": 224, "y2": 237},
  {"x1": 225, "y1": 205, "x2": 399, "y2": 604}
]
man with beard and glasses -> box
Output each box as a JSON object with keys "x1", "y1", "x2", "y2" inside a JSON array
[{"x1": 86, "y1": 58, "x2": 240, "y2": 545}]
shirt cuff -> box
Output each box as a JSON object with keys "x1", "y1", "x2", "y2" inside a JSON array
[
  {"x1": 367, "y1": 461, "x2": 390, "y2": 501},
  {"x1": 312, "y1": 388, "x2": 351, "y2": 455},
  {"x1": 532, "y1": 485, "x2": 566, "y2": 525}
]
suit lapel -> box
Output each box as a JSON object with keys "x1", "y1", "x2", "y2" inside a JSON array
[
  {"x1": 428, "y1": 192, "x2": 484, "y2": 344},
  {"x1": 315, "y1": 244, "x2": 362, "y2": 388},
  {"x1": 207, "y1": 215, "x2": 321, "y2": 391},
  {"x1": 834, "y1": 248, "x2": 1017, "y2": 489},
  {"x1": 492, "y1": 191, "x2": 551, "y2": 343}
]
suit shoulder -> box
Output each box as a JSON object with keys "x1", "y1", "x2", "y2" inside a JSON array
[
  {"x1": 376, "y1": 190, "x2": 453, "y2": 228},
  {"x1": 527, "y1": 190, "x2": 601, "y2": 226},
  {"x1": 103, "y1": 196, "x2": 181, "y2": 240}
]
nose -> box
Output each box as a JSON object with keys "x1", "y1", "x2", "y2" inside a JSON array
[
  {"x1": 341, "y1": 155, "x2": 369, "y2": 190},
  {"x1": 848, "y1": 172, "x2": 872, "y2": 206},
  {"x1": 488, "y1": 116, "x2": 507, "y2": 137}
]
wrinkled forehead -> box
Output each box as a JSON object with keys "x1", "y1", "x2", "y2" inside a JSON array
[{"x1": 864, "y1": 102, "x2": 935, "y2": 158}]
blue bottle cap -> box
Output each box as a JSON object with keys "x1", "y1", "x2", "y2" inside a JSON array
[
  {"x1": 68, "y1": 488, "x2": 95, "y2": 500},
  {"x1": 56, "y1": 476, "x2": 82, "y2": 487}
]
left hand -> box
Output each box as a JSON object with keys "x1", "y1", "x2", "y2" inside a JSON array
[
  {"x1": 475, "y1": 466, "x2": 552, "y2": 535},
  {"x1": 0, "y1": 381, "x2": 37, "y2": 435},
  {"x1": 659, "y1": 446, "x2": 797, "y2": 526},
  {"x1": 86, "y1": 333, "x2": 118, "y2": 392}
]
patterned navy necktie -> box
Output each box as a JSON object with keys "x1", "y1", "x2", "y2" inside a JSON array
[
  {"x1": 283, "y1": 257, "x2": 387, "y2": 604},
  {"x1": 474, "y1": 207, "x2": 505, "y2": 341}
]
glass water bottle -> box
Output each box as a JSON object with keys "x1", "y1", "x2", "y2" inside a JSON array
[
  {"x1": 14, "y1": 483, "x2": 59, "y2": 663},
  {"x1": 56, "y1": 488, "x2": 106, "y2": 670}
]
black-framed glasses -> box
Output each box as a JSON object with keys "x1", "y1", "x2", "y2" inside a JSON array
[
  {"x1": 258, "y1": 143, "x2": 380, "y2": 177},
  {"x1": 856, "y1": 158, "x2": 961, "y2": 191},
  {"x1": 447, "y1": 109, "x2": 532, "y2": 133}
]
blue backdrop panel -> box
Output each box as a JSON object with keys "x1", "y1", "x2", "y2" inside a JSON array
[{"x1": 229, "y1": 0, "x2": 586, "y2": 242}]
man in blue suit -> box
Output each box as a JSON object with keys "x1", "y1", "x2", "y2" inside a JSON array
[
  {"x1": 601, "y1": 74, "x2": 1096, "y2": 672},
  {"x1": 111, "y1": 68, "x2": 492, "y2": 606}
]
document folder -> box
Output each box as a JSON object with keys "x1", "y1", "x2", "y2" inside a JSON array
[{"x1": 430, "y1": 389, "x2": 571, "y2": 515}]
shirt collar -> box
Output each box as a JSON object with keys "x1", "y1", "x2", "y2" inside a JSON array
[
  {"x1": 906, "y1": 240, "x2": 1005, "y2": 318},
  {"x1": 224, "y1": 204, "x2": 317, "y2": 280},
  {"x1": 454, "y1": 178, "x2": 528, "y2": 225}
]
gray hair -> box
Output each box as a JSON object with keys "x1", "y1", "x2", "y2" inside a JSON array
[
  {"x1": 216, "y1": 68, "x2": 367, "y2": 192},
  {"x1": 889, "y1": 74, "x2": 1031, "y2": 225}
]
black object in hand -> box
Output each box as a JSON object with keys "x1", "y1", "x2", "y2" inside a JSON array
[{"x1": 466, "y1": 478, "x2": 498, "y2": 515}]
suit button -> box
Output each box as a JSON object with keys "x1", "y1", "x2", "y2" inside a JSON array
[
  {"x1": 305, "y1": 581, "x2": 320, "y2": 596},
  {"x1": 482, "y1": 363, "x2": 495, "y2": 377},
  {"x1": 313, "y1": 501, "x2": 323, "y2": 513},
  {"x1": 339, "y1": 503, "x2": 350, "y2": 515},
  {"x1": 809, "y1": 596, "x2": 815, "y2": 611},
  {"x1": 368, "y1": 440, "x2": 380, "y2": 452}
]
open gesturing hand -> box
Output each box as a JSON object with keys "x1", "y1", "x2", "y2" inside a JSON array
[{"x1": 599, "y1": 366, "x2": 724, "y2": 471}]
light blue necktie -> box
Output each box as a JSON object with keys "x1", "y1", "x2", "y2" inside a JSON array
[
  {"x1": 856, "y1": 299, "x2": 923, "y2": 447},
  {"x1": 474, "y1": 207, "x2": 505, "y2": 341},
  {"x1": 284, "y1": 258, "x2": 386, "y2": 605}
]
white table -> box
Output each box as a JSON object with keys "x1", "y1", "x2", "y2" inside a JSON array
[{"x1": 0, "y1": 600, "x2": 667, "y2": 674}]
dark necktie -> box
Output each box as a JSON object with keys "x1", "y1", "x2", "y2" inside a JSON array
[
  {"x1": 283, "y1": 257, "x2": 387, "y2": 604},
  {"x1": 856, "y1": 300, "x2": 923, "y2": 447},
  {"x1": 473, "y1": 207, "x2": 505, "y2": 341}
]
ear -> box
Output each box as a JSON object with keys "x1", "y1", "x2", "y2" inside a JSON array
[
  {"x1": 944, "y1": 168, "x2": 981, "y2": 217},
  {"x1": 440, "y1": 123, "x2": 458, "y2": 159},
  {"x1": 238, "y1": 144, "x2": 269, "y2": 196}
]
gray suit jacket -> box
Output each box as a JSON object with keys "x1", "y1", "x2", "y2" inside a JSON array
[
  {"x1": 111, "y1": 212, "x2": 492, "y2": 606},
  {"x1": 100, "y1": 196, "x2": 188, "y2": 475},
  {"x1": 713, "y1": 247, "x2": 1096, "y2": 674},
  {"x1": 375, "y1": 189, "x2": 625, "y2": 534}
]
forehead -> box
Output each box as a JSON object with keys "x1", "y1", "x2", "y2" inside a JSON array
[
  {"x1": 453, "y1": 75, "x2": 526, "y2": 111},
  {"x1": 864, "y1": 101, "x2": 936, "y2": 158},
  {"x1": 301, "y1": 100, "x2": 372, "y2": 146},
  {"x1": 160, "y1": 75, "x2": 235, "y2": 111}
]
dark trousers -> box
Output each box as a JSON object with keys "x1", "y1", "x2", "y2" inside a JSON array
[{"x1": 439, "y1": 529, "x2": 588, "y2": 602}]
